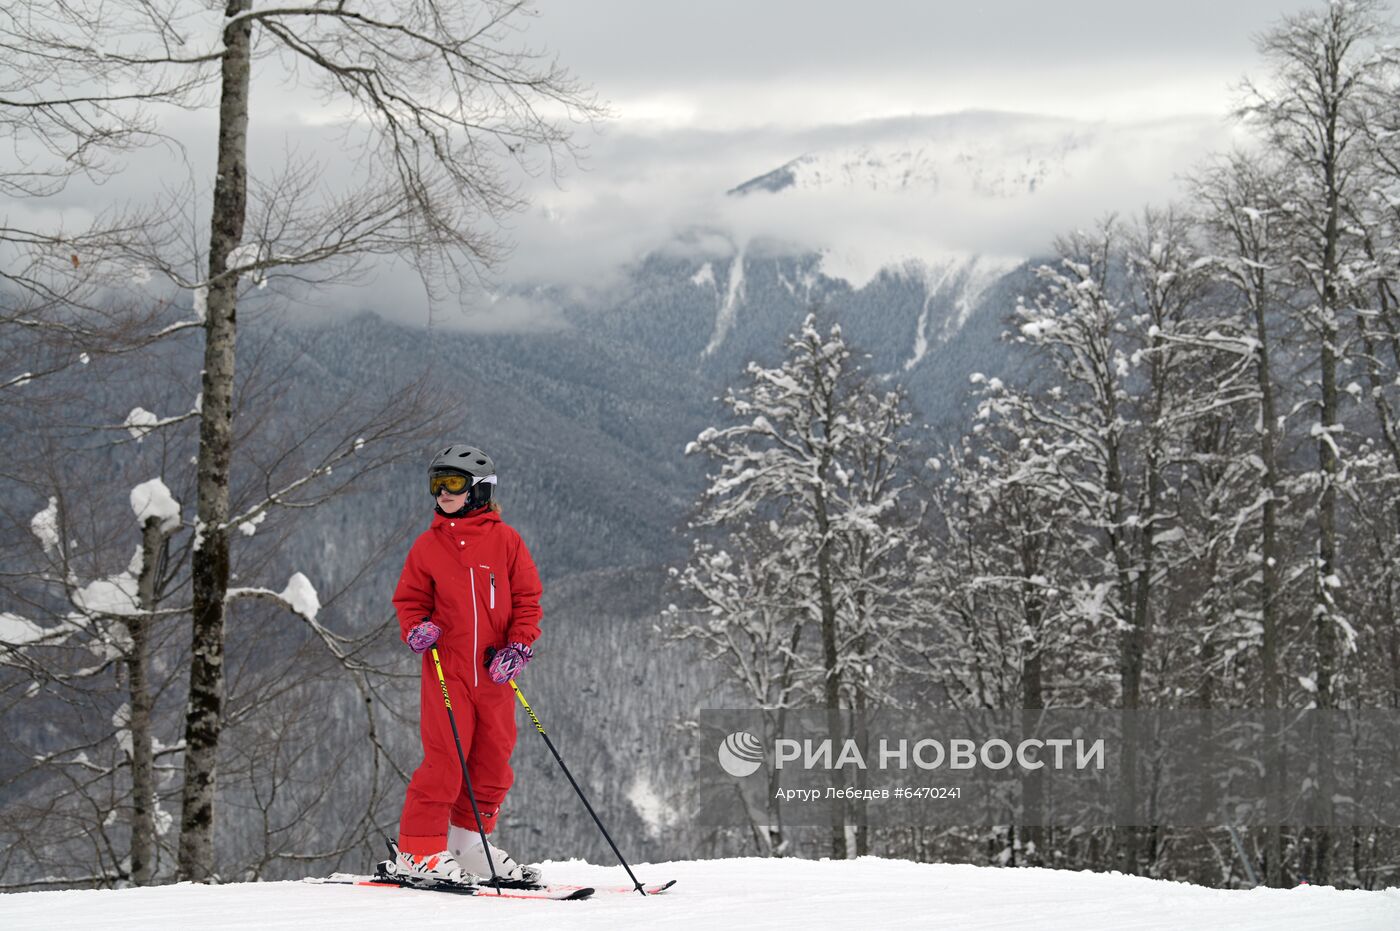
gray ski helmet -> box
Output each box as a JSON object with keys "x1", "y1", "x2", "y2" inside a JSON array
[{"x1": 429, "y1": 444, "x2": 496, "y2": 509}]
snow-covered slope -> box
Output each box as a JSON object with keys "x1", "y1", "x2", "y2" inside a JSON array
[{"x1": 3, "y1": 857, "x2": 1397, "y2": 930}]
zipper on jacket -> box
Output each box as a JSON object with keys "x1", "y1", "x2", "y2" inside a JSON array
[
  {"x1": 489, "y1": 572, "x2": 496, "y2": 609},
  {"x1": 469, "y1": 567, "x2": 479, "y2": 687}
]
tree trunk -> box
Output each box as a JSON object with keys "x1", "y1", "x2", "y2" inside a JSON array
[
  {"x1": 1307, "y1": 59, "x2": 1346, "y2": 887},
  {"x1": 1104, "y1": 403, "x2": 1143, "y2": 874},
  {"x1": 1251, "y1": 281, "x2": 1286, "y2": 887},
  {"x1": 853, "y1": 682, "x2": 870, "y2": 858},
  {"x1": 814, "y1": 482, "x2": 846, "y2": 860},
  {"x1": 1020, "y1": 534, "x2": 1045, "y2": 868},
  {"x1": 178, "y1": 0, "x2": 253, "y2": 882},
  {"x1": 129, "y1": 515, "x2": 166, "y2": 884},
  {"x1": 811, "y1": 353, "x2": 846, "y2": 860}
]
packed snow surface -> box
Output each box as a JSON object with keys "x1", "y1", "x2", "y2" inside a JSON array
[{"x1": 2, "y1": 857, "x2": 1398, "y2": 930}]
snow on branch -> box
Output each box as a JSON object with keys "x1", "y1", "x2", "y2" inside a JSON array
[
  {"x1": 226, "y1": 572, "x2": 378, "y2": 676},
  {"x1": 227, "y1": 572, "x2": 321, "y2": 623},
  {"x1": 30, "y1": 497, "x2": 59, "y2": 555},
  {"x1": 130, "y1": 478, "x2": 181, "y2": 533},
  {"x1": 117, "y1": 399, "x2": 200, "y2": 442},
  {"x1": 0, "y1": 612, "x2": 78, "y2": 649}
]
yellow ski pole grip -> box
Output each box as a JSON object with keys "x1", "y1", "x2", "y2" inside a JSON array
[
  {"x1": 509, "y1": 679, "x2": 547, "y2": 736},
  {"x1": 431, "y1": 646, "x2": 453, "y2": 709}
]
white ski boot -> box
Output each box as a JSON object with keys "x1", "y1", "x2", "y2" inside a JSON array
[
  {"x1": 448, "y1": 822, "x2": 542, "y2": 884},
  {"x1": 388, "y1": 846, "x2": 472, "y2": 886}
]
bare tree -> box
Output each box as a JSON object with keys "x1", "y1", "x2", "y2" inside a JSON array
[
  {"x1": 6, "y1": 0, "x2": 600, "y2": 881},
  {"x1": 1237, "y1": 0, "x2": 1392, "y2": 883},
  {"x1": 1190, "y1": 151, "x2": 1300, "y2": 885},
  {"x1": 0, "y1": 327, "x2": 448, "y2": 888},
  {"x1": 679, "y1": 314, "x2": 921, "y2": 859}
]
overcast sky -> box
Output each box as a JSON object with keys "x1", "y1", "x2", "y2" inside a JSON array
[
  {"x1": 529, "y1": 0, "x2": 1317, "y2": 128},
  {"x1": 420, "y1": 0, "x2": 1324, "y2": 319},
  {"x1": 4, "y1": 0, "x2": 1362, "y2": 327}
]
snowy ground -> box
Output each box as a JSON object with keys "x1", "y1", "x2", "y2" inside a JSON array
[{"x1": 3, "y1": 857, "x2": 1399, "y2": 930}]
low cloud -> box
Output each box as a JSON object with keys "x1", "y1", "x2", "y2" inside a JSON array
[
  {"x1": 3, "y1": 102, "x2": 1252, "y2": 333},
  {"x1": 1, "y1": 0, "x2": 1306, "y2": 332},
  {"x1": 494, "y1": 111, "x2": 1248, "y2": 298}
]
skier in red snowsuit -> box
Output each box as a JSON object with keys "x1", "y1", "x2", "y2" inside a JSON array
[{"x1": 389, "y1": 444, "x2": 543, "y2": 884}]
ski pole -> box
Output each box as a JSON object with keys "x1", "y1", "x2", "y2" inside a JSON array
[
  {"x1": 430, "y1": 646, "x2": 502, "y2": 892},
  {"x1": 507, "y1": 676, "x2": 648, "y2": 896}
]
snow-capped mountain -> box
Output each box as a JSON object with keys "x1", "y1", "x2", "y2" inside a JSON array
[
  {"x1": 470, "y1": 112, "x2": 1231, "y2": 397},
  {"x1": 552, "y1": 235, "x2": 1031, "y2": 422},
  {"x1": 728, "y1": 119, "x2": 1095, "y2": 200},
  {"x1": 532, "y1": 112, "x2": 1235, "y2": 403},
  {"x1": 681, "y1": 247, "x2": 1021, "y2": 373}
]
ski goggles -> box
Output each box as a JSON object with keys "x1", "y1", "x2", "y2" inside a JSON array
[{"x1": 429, "y1": 471, "x2": 496, "y2": 496}]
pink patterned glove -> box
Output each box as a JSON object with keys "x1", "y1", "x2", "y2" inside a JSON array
[
  {"x1": 488, "y1": 642, "x2": 533, "y2": 684},
  {"x1": 407, "y1": 620, "x2": 441, "y2": 654}
]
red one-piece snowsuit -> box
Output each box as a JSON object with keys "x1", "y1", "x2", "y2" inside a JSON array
[{"x1": 392, "y1": 507, "x2": 542, "y2": 857}]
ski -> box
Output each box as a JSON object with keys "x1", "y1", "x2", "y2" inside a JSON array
[
  {"x1": 550, "y1": 878, "x2": 678, "y2": 896},
  {"x1": 304, "y1": 870, "x2": 593, "y2": 901},
  {"x1": 304, "y1": 871, "x2": 676, "y2": 899}
]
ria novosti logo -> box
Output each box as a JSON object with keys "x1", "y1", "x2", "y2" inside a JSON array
[
  {"x1": 716, "y1": 731, "x2": 1108, "y2": 777},
  {"x1": 717, "y1": 731, "x2": 764, "y2": 777}
]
